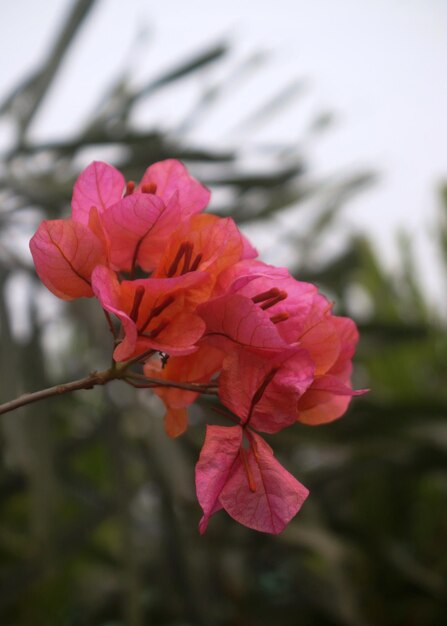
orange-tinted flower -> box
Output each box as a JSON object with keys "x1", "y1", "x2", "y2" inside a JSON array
[
  {"x1": 92, "y1": 266, "x2": 208, "y2": 361},
  {"x1": 152, "y1": 213, "x2": 256, "y2": 301}
]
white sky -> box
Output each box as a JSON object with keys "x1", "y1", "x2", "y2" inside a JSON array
[{"x1": 1, "y1": 0, "x2": 447, "y2": 306}]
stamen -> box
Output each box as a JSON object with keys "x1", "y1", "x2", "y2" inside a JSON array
[
  {"x1": 270, "y1": 311, "x2": 289, "y2": 324},
  {"x1": 181, "y1": 243, "x2": 193, "y2": 274},
  {"x1": 125, "y1": 181, "x2": 135, "y2": 196},
  {"x1": 142, "y1": 182, "x2": 157, "y2": 194},
  {"x1": 251, "y1": 438, "x2": 260, "y2": 462},
  {"x1": 240, "y1": 448, "x2": 257, "y2": 492},
  {"x1": 252, "y1": 288, "x2": 280, "y2": 304},
  {"x1": 150, "y1": 294, "x2": 175, "y2": 319},
  {"x1": 129, "y1": 285, "x2": 145, "y2": 321},
  {"x1": 260, "y1": 290, "x2": 288, "y2": 310},
  {"x1": 246, "y1": 367, "x2": 279, "y2": 424},
  {"x1": 252, "y1": 368, "x2": 279, "y2": 409},
  {"x1": 189, "y1": 253, "x2": 203, "y2": 272},
  {"x1": 138, "y1": 295, "x2": 175, "y2": 333},
  {"x1": 166, "y1": 242, "x2": 194, "y2": 276},
  {"x1": 167, "y1": 242, "x2": 188, "y2": 277},
  {"x1": 144, "y1": 319, "x2": 169, "y2": 339}
]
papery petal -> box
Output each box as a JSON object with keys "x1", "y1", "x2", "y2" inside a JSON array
[
  {"x1": 240, "y1": 233, "x2": 258, "y2": 260},
  {"x1": 219, "y1": 347, "x2": 315, "y2": 433},
  {"x1": 198, "y1": 294, "x2": 288, "y2": 353},
  {"x1": 120, "y1": 272, "x2": 208, "y2": 359},
  {"x1": 91, "y1": 266, "x2": 138, "y2": 359},
  {"x1": 30, "y1": 220, "x2": 106, "y2": 300},
  {"x1": 215, "y1": 259, "x2": 290, "y2": 296},
  {"x1": 139, "y1": 310, "x2": 205, "y2": 357},
  {"x1": 101, "y1": 193, "x2": 176, "y2": 272},
  {"x1": 299, "y1": 318, "x2": 341, "y2": 375},
  {"x1": 93, "y1": 267, "x2": 208, "y2": 361},
  {"x1": 139, "y1": 159, "x2": 210, "y2": 215},
  {"x1": 330, "y1": 316, "x2": 359, "y2": 370},
  {"x1": 297, "y1": 372, "x2": 367, "y2": 425},
  {"x1": 164, "y1": 407, "x2": 188, "y2": 438},
  {"x1": 216, "y1": 261, "x2": 319, "y2": 345},
  {"x1": 195, "y1": 425, "x2": 243, "y2": 534},
  {"x1": 220, "y1": 432, "x2": 309, "y2": 534},
  {"x1": 298, "y1": 390, "x2": 352, "y2": 425},
  {"x1": 88, "y1": 206, "x2": 110, "y2": 258},
  {"x1": 306, "y1": 373, "x2": 364, "y2": 396},
  {"x1": 237, "y1": 275, "x2": 317, "y2": 345},
  {"x1": 119, "y1": 271, "x2": 208, "y2": 317},
  {"x1": 153, "y1": 214, "x2": 246, "y2": 302},
  {"x1": 72, "y1": 161, "x2": 125, "y2": 225},
  {"x1": 312, "y1": 374, "x2": 367, "y2": 396}
]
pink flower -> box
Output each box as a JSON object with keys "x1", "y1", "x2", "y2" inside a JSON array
[
  {"x1": 195, "y1": 346, "x2": 315, "y2": 533},
  {"x1": 196, "y1": 425, "x2": 309, "y2": 534},
  {"x1": 199, "y1": 259, "x2": 365, "y2": 424},
  {"x1": 92, "y1": 265, "x2": 207, "y2": 361},
  {"x1": 72, "y1": 159, "x2": 209, "y2": 226},
  {"x1": 30, "y1": 159, "x2": 210, "y2": 299},
  {"x1": 218, "y1": 347, "x2": 315, "y2": 433}
]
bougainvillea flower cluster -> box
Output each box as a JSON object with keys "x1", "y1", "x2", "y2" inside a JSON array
[{"x1": 30, "y1": 159, "x2": 364, "y2": 535}]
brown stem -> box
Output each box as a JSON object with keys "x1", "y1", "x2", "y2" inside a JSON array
[
  {"x1": 0, "y1": 346, "x2": 220, "y2": 416},
  {"x1": 125, "y1": 373, "x2": 218, "y2": 395},
  {"x1": 0, "y1": 368, "x2": 119, "y2": 416}
]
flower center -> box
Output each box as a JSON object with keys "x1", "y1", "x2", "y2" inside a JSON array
[
  {"x1": 166, "y1": 242, "x2": 202, "y2": 277},
  {"x1": 138, "y1": 294, "x2": 175, "y2": 334},
  {"x1": 252, "y1": 288, "x2": 288, "y2": 310}
]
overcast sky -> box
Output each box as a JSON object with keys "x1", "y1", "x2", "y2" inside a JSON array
[{"x1": 1, "y1": 0, "x2": 446, "y2": 305}]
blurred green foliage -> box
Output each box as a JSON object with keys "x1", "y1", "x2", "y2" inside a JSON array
[{"x1": 1, "y1": 2, "x2": 446, "y2": 625}]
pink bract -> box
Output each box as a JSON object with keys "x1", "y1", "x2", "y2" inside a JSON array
[
  {"x1": 92, "y1": 265, "x2": 207, "y2": 361},
  {"x1": 137, "y1": 159, "x2": 210, "y2": 215},
  {"x1": 219, "y1": 347, "x2": 315, "y2": 433},
  {"x1": 196, "y1": 426, "x2": 309, "y2": 534},
  {"x1": 72, "y1": 161, "x2": 125, "y2": 225},
  {"x1": 29, "y1": 219, "x2": 106, "y2": 300},
  {"x1": 197, "y1": 294, "x2": 288, "y2": 353}
]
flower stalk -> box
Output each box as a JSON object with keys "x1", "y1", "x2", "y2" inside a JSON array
[{"x1": 0, "y1": 361, "x2": 218, "y2": 417}]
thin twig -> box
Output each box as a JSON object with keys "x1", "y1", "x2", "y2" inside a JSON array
[
  {"x1": 125, "y1": 373, "x2": 219, "y2": 395},
  {"x1": 0, "y1": 352, "x2": 220, "y2": 416},
  {"x1": 0, "y1": 369, "x2": 115, "y2": 416}
]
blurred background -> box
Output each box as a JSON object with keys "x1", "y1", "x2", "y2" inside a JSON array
[{"x1": 1, "y1": 1, "x2": 446, "y2": 624}]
